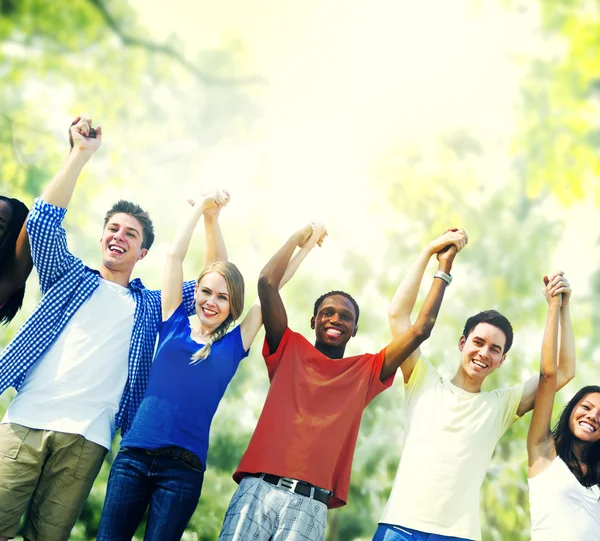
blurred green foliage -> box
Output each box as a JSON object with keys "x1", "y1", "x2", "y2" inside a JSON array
[{"x1": 1, "y1": 1, "x2": 600, "y2": 540}]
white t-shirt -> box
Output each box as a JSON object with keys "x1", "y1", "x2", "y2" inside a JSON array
[
  {"x1": 380, "y1": 357, "x2": 523, "y2": 541},
  {"x1": 529, "y1": 456, "x2": 600, "y2": 540},
  {"x1": 3, "y1": 278, "x2": 135, "y2": 449}
]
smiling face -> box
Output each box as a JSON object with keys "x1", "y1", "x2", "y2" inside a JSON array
[
  {"x1": 100, "y1": 213, "x2": 148, "y2": 273},
  {"x1": 0, "y1": 199, "x2": 14, "y2": 245},
  {"x1": 311, "y1": 294, "x2": 358, "y2": 350},
  {"x1": 458, "y1": 322, "x2": 507, "y2": 382},
  {"x1": 194, "y1": 271, "x2": 231, "y2": 332},
  {"x1": 569, "y1": 392, "x2": 600, "y2": 444}
]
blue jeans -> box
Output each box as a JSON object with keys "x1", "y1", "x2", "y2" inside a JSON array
[
  {"x1": 97, "y1": 447, "x2": 204, "y2": 541},
  {"x1": 373, "y1": 524, "x2": 472, "y2": 541}
]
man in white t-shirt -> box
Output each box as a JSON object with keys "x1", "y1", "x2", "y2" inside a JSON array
[
  {"x1": 373, "y1": 231, "x2": 575, "y2": 541},
  {"x1": 0, "y1": 117, "x2": 199, "y2": 541}
]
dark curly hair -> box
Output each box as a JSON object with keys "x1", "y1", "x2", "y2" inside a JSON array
[
  {"x1": 0, "y1": 196, "x2": 29, "y2": 325},
  {"x1": 313, "y1": 290, "x2": 360, "y2": 324}
]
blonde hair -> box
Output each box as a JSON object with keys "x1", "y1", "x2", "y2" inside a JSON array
[{"x1": 191, "y1": 261, "x2": 245, "y2": 363}]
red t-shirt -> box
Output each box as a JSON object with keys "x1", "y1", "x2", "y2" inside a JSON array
[{"x1": 233, "y1": 327, "x2": 394, "y2": 508}]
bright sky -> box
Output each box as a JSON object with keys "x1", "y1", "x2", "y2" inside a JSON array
[
  {"x1": 126, "y1": 0, "x2": 598, "y2": 288},
  {"x1": 124, "y1": 0, "x2": 531, "y2": 235}
]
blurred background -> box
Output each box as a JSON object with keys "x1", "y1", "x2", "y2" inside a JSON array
[{"x1": 1, "y1": 0, "x2": 599, "y2": 539}]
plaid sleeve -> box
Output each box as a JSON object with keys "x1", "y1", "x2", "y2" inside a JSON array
[
  {"x1": 26, "y1": 198, "x2": 81, "y2": 294},
  {"x1": 183, "y1": 279, "x2": 197, "y2": 316}
]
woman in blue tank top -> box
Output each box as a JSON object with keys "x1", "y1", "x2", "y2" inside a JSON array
[
  {"x1": 97, "y1": 189, "x2": 326, "y2": 541},
  {"x1": 527, "y1": 274, "x2": 600, "y2": 540}
]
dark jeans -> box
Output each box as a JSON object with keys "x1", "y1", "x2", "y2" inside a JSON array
[
  {"x1": 373, "y1": 524, "x2": 472, "y2": 541},
  {"x1": 97, "y1": 447, "x2": 204, "y2": 541}
]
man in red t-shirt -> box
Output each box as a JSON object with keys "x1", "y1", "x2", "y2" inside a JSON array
[{"x1": 218, "y1": 224, "x2": 468, "y2": 541}]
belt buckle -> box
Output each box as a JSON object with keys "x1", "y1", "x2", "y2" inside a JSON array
[{"x1": 277, "y1": 476, "x2": 299, "y2": 492}]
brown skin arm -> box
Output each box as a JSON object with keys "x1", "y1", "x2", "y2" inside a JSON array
[
  {"x1": 0, "y1": 220, "x2": 33, "y2": 302},
  {"x1": 258, "y1": 225, "x2": 313, "y2": 354},
  {"x1": 380, "y1": 249, "x2": 456, "y2": 381}
]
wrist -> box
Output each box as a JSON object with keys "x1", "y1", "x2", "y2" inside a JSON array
[
  {"x1": 433, "y1": 270, "x2": 452, "y2": 286},
  {"x1": 437, "y1": 260, "x2": 453, "y2": 274}
]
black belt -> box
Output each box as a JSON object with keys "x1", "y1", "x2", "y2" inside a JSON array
[
  {"x1": 145, "y1": 446, "x2": 203, "y2": 471},
  {"x1": 251, "y1": 473, "x2": 332, "y2": 506}
]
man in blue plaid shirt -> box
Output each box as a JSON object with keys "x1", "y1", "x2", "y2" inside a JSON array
[{"x1": 0, "y1": 116, "x2": 196, "y2": 541}]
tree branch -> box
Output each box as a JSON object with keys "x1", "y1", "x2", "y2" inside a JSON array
[{"x1": 87, "y1": 0, "x2": 266, "y2": 87}]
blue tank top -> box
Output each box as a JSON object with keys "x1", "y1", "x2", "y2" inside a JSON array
[{"x1": 121, "y1": 303, "x2": 249, "y2": 467}]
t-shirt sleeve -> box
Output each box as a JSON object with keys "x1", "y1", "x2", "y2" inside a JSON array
[
  {"x1": 225, "y1": 325, "x2": 250, "y2": 368},
  {"x1": 365, "y1": 349, "x2": 395, "y2": 404},
  {"x1": 262, "y1": 327, "x2": 294, "y2": 380},
  {"x1": 495, "y1": 383, "x2": 524, "y2": 435},
  {"x1": 182, "y1": 280, "x2": 197, "y2": 316},
  {"x1": 157, "y1": 303, "x2": 189, "y2": 337},
  {"x1": 404, "y1": 357, "x2": 438, "y2": 408}
]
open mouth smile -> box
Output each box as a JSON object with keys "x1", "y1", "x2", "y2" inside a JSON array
[
  {"x1": 201, "y1": 306, "x2": 218, "y2": 318},
  {"x1": 109, "y1": 244, "x2": 126, "y2": 254},
  {"x1": 325, "y1": 327, "x2": 342, "y2": 338},
  {"x1": 472, "y1": 359, "x2": 488, "y2": 369},
  {"x1": 579, "y1": 421, "x2": 597, "y2": 433}
]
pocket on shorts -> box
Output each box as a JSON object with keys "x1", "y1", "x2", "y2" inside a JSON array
[
  {"x1": 73, "y1": 438, "x2": 107, "y2": 482},
  {"x1": 0, "y1": 423, "x2": 30, "y2": 460}
]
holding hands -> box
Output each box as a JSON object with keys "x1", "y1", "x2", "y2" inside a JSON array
[
  {"x1": 543, "y1": 272, "x2": 571, "y2": 307},
  {"x1": 188, "y1": 189, "x2": 231, "y2": 216},
  {"x1": 427, "y1": 228, "x2": 468, "y2": 262},
  {"x1": 295, "y1": 221, "x2": 327, "y2": 249}
]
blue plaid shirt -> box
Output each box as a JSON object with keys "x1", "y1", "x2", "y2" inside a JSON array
[{"x1": 0, "y1": 199, "x2": 196, "y2": 435}]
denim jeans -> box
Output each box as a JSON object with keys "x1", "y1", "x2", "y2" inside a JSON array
[
  {"x1": 372, "y1": 524, "x2": 472, "y2": 541},
  {"x1": 97, "y1": 447, "x2": 204, "y2": 541}
]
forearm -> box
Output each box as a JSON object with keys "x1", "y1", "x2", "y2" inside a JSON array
[
  {"x1": 12, "y1": 222, "x2": 33, "y2": 285},
  {"x1": 168, "y1": 205, "x2": 205, "y2": 263},
  {"x1": 204, "y1": 214, "x2": 227, "y2": 263},
  {"x1": 259, "y1": 232, "x2": 301, "y2": 291},
  {"x1": 411, "y1": 259, "x2": 452, "y2": 339},
  {"x1": 279, "y1": 242, "x2": 314, "y2": 289},
  {"x1": 556, "y1": 303, "x2": 575, "y2": 388},
  {"x1": 541, "y1": 303, "x2": 561, "y2": 379},
  {"x1": 389, "y1": 246, "x2": 433, "y2": 323},
  {"x1": 41, "y1": 150, "x2": 91, "y2": 208},
  {"x1": 527, "y1": 302, "x2": 560, "y2": 452},
  {"x1": 381, "y1": 259, "x2": 451, "y2": 381}
]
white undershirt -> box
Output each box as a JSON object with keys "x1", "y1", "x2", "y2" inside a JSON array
[{"x1": 3, "y1": 278, "x2": 135, "y2": 449}]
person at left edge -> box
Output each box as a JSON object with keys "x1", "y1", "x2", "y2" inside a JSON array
[
  {"x1": 0, "y1": 195, "x2": 32, "y2": 326},
  {"x1": 0, "y1": 116, "x2": 195, "y2": 541}
]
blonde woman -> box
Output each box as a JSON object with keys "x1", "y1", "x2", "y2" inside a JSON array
[{"x1": 98, "y1": 191, "x2": 324, "y2": 541}]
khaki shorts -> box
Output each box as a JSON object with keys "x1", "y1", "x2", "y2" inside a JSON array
[{"x1": 0, "y1": 423, "x2": 107, "y2": 541}]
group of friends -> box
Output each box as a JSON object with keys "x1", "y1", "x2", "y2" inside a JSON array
[{"x1": 0, "y1": 116, "x2": 598, "y2": 541}]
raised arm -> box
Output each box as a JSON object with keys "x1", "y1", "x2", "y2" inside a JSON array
[
  {"x1": 203, "y1": 200, "x2": 228, "y2": 264},
  {"x1": 518, "y1": 273, "x2": 574, "y2": 416},
  {"x1": 389, "y1": 229, "x2": 468, "y2": 383},
  {"x1": 258, "y1": 223, "x2": 321, "y2": 354},
  {"x1": 527, "y1": 279, "x2": 562, "y2": 475},
  {"x1": 41, "y1": 116, "x2": 102, "y2": 208},
  {"x1": 162, "y1": 190, "x2": 229, "y2": 321},
  {"x1": 381, "y1": 239, "x2": 464, "y2": 382},
  {"x1": 240, "y1": 223, "x2": 326, "y2": 351}
]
